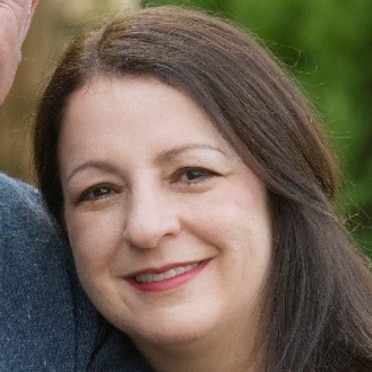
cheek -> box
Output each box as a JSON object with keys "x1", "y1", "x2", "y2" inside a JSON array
[
  {"x1": 197, "y1": 176, "x2": 272, "y2": 275},
  {"x1": 65, "y1": 208, "x2": 124, "y2": 277},
  {"x1": 196, "y1": 176, "x2": 271, "y2": 248}
]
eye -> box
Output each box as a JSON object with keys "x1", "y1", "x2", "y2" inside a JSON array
[
  {"x1": 173, "y1": 167, "x2": 219, "y2": 184},
  {"x1": 77, "y1": 184, "x2": 120, "y2": 203}
]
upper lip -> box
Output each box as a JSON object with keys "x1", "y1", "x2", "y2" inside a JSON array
[{"x1": 125, "y1": 259, "x2": 206, "y2": 278}]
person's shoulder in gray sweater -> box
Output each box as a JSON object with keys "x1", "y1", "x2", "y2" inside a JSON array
[{"x1": 0, "y1": 172, "x2": 150, "y2": 371}]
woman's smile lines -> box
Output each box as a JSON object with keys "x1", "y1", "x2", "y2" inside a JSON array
[{"x1": 135, "y1": 263, "x2": 199, "y2": 283}]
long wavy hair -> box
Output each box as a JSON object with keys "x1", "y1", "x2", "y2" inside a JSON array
[{"x1": 33, "y1": 6, "x2": 372, "y2": 371}]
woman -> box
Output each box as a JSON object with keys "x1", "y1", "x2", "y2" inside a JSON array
[{"x1": 33, "y1": 6, "x2": 372, "y2": 371}]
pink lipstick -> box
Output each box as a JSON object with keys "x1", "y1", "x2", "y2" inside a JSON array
[{"x1": 126, "y1": 260, "x2": 209, "y2": 292}]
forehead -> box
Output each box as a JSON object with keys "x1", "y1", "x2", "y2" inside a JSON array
[
  {"x1": 58, "y1": 75, "x2": 234, "y2": 163},
  {"x1": 65, "y1": 74, "x2": 204, "y2": 121}
]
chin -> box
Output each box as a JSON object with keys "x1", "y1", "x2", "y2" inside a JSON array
[
  {"x1": 124, "y1": 307, "x2": 218, "y2": 347},
  {"x1": 130, "y1": 325, "x2": 210, "y2": 353}
]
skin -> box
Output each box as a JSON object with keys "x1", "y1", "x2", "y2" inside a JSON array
[
  {"x1": 58, "y1": 75, "x2": 273, "y2": 372},
  {"x1": 0, "y1": 0, "x2": 39, "y2": 105}
]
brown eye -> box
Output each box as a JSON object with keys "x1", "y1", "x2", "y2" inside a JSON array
[
  {"x1": 78, "y1": 184, "x2": 118, "y2": 203},
  {"x1": 185, "y1": 169, "x2": 207, "y2": 181},
  {"x1": 90, "y1": 186, "x2": 112, "y2": 198},
  {"x1": 175, "y1": 167, "x2": 219, "y2": 184}
]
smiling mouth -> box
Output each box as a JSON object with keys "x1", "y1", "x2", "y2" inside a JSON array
[{"x1": 135, "y1": 263, "x2": 199, "y2": 283}]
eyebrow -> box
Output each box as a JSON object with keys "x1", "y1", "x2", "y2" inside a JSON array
[
  {"x1": 66, "y1": 143, "x2": 226, "y2": 184},
  {"x1": 154, "y1": 143, "x2": 226, "y2": 165},
  {"x1": 66, "y1": 161, "x2": 122, "y2": 185}
]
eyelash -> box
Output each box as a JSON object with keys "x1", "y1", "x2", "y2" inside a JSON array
[
  {"x1": 172, "y1": 167, "x2": 219, "y2": 184},
  {"x1": 76, "y1": 183, "x2": 121, "y2": 204}
]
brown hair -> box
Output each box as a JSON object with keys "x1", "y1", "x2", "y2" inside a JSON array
[{"x1": 33, "y1": 6, "x2": 372, "y2": 371}]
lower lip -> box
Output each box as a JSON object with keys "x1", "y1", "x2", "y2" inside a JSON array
[{"x1": 126, "y1": 260, "x2": 209, "y2": 293}]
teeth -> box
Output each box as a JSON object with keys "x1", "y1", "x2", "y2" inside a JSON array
[{"x1": 135, "y1": 263, "x2": 198, "y2": 283}]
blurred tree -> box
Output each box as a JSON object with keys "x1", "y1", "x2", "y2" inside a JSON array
[{"x1": 144, "y1": 0, "x2": 372, "y2": 256}]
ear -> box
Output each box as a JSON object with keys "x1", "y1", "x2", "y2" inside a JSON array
[
  {"x1": 19, "y1": 0, "x2": 40, "y2": 44},
  {"x1": 30, "y1": 0, "x2": 40, "y2": 16}
]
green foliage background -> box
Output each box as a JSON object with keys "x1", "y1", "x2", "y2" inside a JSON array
[{"x1": 144, "y1": 0, "x2": 372, "y2": 257}]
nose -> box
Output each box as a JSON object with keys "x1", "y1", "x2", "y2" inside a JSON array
[{"x1": 123, "y1": 187, "x2": 181, "y2": 249}]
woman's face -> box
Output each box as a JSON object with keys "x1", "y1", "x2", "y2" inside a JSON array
[{"x1": 58, "y1": 75, "x2": 272, "y2": 351}]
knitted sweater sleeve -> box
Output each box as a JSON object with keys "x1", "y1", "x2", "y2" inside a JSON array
[{"x1": 0, "y1": 173, "x2": 93, "y2": 371}]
